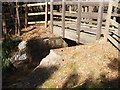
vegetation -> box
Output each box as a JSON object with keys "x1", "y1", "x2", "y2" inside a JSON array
[{"x1": 2, "y1": 35, "x2": 16, "y2": 78}]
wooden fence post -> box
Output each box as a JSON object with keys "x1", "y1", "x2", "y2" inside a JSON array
[
  {"x1": 89, "y1": 6, "x2": 93, "y2": 25},
  {"x1": 81, "y1": 7, "x2": 84, "y2": 21},
  {"x1": 69, "y1": 5, "x2": 72, "y2": 13},
  {"x1": 16, "y1": 2, "x2": 20, "y2": 35},
  {"x1": 76, "y1": 1, "x2": 82, "y2": 43},
  {"x1": 96, "y1": 2, "x2": 103, "y2": 40},
  {"x1": 104, "y1": 2, "x2": 113, "y2": 40},
  {"x1": 62, "y1": 0, "x2": 65, "y2": 38},
  {"x1": 25, "y1": 3, "x2": 28, "y2": 28},
  {"x1": 50, "y1": 0, "x2": 53, "y2": 33},
  {"x1": 45, "y1": 1, "x2": 48, "y2": 28}
]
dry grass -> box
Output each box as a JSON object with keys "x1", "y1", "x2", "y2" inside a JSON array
[{"x1": 39, "y1": 40, "x2": 119, "y2": 88}]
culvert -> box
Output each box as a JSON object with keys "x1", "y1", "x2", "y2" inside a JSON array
[{"x1": 11, "y1": 36, "x2": 68, "y2": 71}]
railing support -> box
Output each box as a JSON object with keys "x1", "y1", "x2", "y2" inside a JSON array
[
  {"x1": 50, "y1": 0, "x2": 53, "y2": 33},
  {"x1": 104, "y1": 2, "x2": 113, "y2": 41},
  {"x1": 96, "y1": 2, "x2": 103, "y2": 40},
  {"x1": 76, "y1": 1, "x2": 82, "y2": 43},
  {"x1": 25, "y1": 3, "x2": 28, "y2": 28},
  {"x1": 45, "y1": 1, "x2": 48, "y2": 28},
  {"x1": 62, "y1": 0, "x2": 66, "y2": 37}
]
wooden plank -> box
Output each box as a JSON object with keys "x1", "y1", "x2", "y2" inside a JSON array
[
  {"x1": 104, "y1": 2, "x2": 113, "y2": 40},
  {"x1": 53, "y1": 16, "x2": 106, "y2": 25},
  {"x1": 28, "y1": 21, "x2": 51, "y2": 25},
  {"x1": 111, "y1": 30, "x2": 120, "y2": 37},
  {"x1": 96, "y1": 2, "x2": 103, "y2": 40},
  {"x1": 112, "y1": 2, "x2": 119, "y2": 8},
  {"x1": 53, "y1": 2, "x2": 62, "y2": 5},
  {"x1": 76, "y1": 2, "x2": 82, "y2": 43},
  {"x1": 53, "y1": 25, "x2": 97, "y2": 43},
  {"x1": 111, "y1": 13, "x2": 120, "y2": 17},
  {"x1": 28, "y1": 12, "x2": 51, "y2": 16},
  {"x1": 66, "y1": 2, "x2": 108, "y2": 6},
  {"x1": 45, "y1": 1, "x2": 48, "y2": 28},
  {"x1": 66, "y1": 11, "x2": 76, "y2": 13},
  {"x1": 108, "y1": 35, "x2": 120, "y2": 50},
  {"x1": 81, "y1": 27, "x2": 97, "y2": 34},
  {"x1": 28, "y1": 21, "x2": 45, "y2": 24},
  {"x1": 53, "y1": 21, "x2": 98, "y2": 34},
  {"x1": 89, "y1": 6, "x2": 93, "y2": 25},
  {"x1": 69, "y1": 5, "x2": 72, "y2": 13},
  {"x1": 65, "y1": 12, "x2": 77, "y2": 17},
  {"x1": 53, "y1": 12, "x2": 62, "y2": 16},
  {"x1": 65, "y1": 2, "x2": 77, "y2": 5},
  {"x1": 62, "y1": 0, "x2": 66, "y2": 37},
  {"x1": 110, "y1": 19, "x2": 120, "y2": 28},
  {"x1": 28, "y1": 12, "x2": 46, "y2": 16},
  {"x1": 53, "y1": 11, "x2": 106, "y2": 19},
  {"x1": 25, "y1": 3, "x2": 28, "y2": 28},
  {"x1": 24, "y1": 3, "x2": 47, "y2": 7},
  {"x1": 50, "y1": 0, "x2": 53, "y2": 33},
  {"x1": 111, "y1": 32, "x2": 120, "y2": 41},
  {"x1": 22, "y1": 2, "x2": 51, "y2": 7}
]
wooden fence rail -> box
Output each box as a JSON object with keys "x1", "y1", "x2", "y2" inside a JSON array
[{"x1": 24, "y1": 2, "x2": 50, "y2": 27}]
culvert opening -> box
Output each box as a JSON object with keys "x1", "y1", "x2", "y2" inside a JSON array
[{"x1": 63, "y1": 38, "x2": 83, "y2": 47}]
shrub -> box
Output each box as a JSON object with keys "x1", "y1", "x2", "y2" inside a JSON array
[{"x1": 2, "y1": 35, "x2": 16, "y2": 77}]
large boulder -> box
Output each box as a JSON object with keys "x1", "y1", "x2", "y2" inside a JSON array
[
  {"x1": 10, "y1": 37, "x2": 67, "y2": 70},
  {"x1": 38, "y1": 50, "x2": 62, "y2": 68}
]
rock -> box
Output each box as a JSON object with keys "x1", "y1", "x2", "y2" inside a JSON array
[
  {"x1": 38, "y1": 50, "x2": 62, "y2": 67},
  {"x1": 10, "y1": 40, "x2": 29, "y2": 69},
  {"x1": 10, "y1": 40, "x2": 28, "y2": 63},
  {"x1": 18, "y1": 41, "x2": 27, "y2": 51},
  {"x1": 10, "y1": 37, "x2": 66, "y2": 70},
  {"x1": 14, "y1": 54, "x2": 27, "y2": 61}
]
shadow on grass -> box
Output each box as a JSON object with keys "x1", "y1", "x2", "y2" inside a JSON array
[
  {"x1": 72, "y1": 58, "x2": 120, "y2": 89},
  {"x1": 107, "y1": 58, "x2": 120, "y2": 71},
  {"x1": 73, "y1": 78, "x2": 119, "y2": 89},
  {"x1": 61, "y1": 58, "x2": 120, "y2": 89},
  {"x1": 61, "y1": 69, "x2": 79, "y2": 89},
  {"x1": 62, "y1": 74, "x2": 79, "y2": 88},
  {"x1": 6, "y1": 65, "x2": 59, "y2": 88}
]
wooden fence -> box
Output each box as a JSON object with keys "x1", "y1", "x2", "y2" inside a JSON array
[
  {"x1": 49, "y1": 1, "x2": 120, "y2": 49},
  {"x1": 24, "y1": 2, "x2": 51, "y2": 28},
  {"x1": 105, "y1": 2, "x2": 120, "y2": 50},
  {"x1": 3, "y1": 1, "x2": 119, "y2": 49}
]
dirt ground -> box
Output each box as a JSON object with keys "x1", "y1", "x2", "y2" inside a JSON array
[{"x1": 3, "y1": 24, "x2": 120, "y2": 88}]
